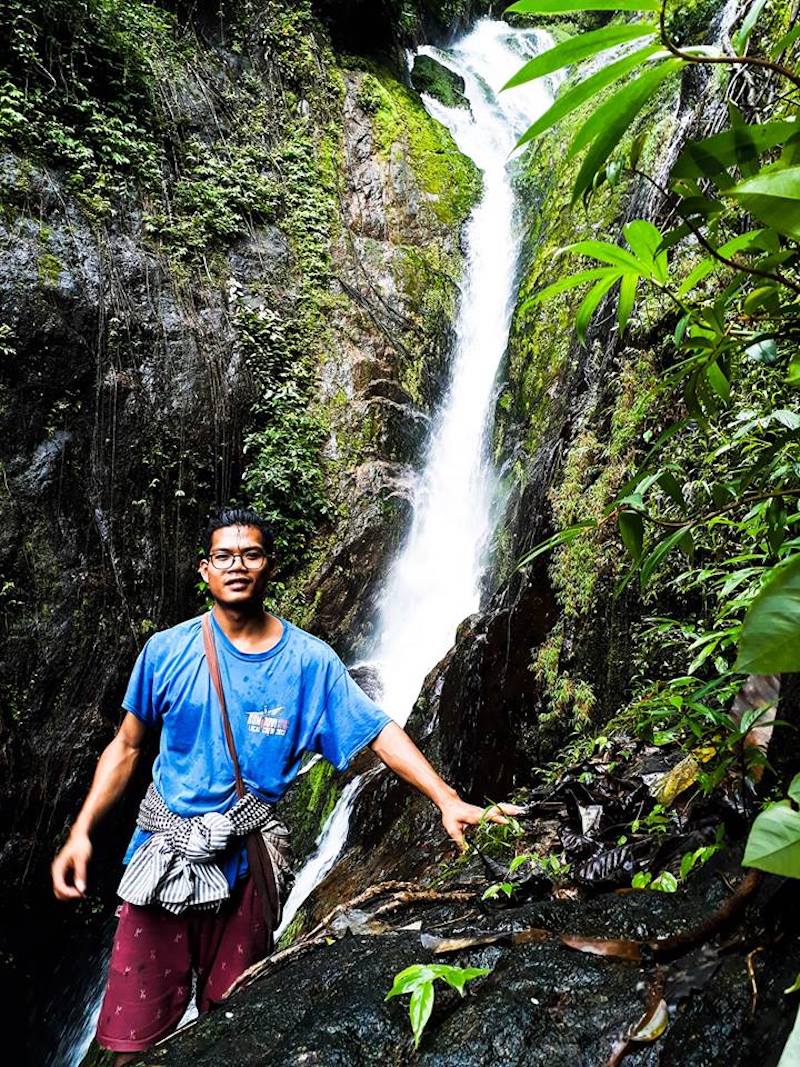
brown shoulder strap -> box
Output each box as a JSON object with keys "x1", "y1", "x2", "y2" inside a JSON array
[
  {"x1": 201, "y1": 610, "x2": 281, "y2": 929},
  {"x1": 202, "y1": 611, "x2": 245, "y2": 799}
]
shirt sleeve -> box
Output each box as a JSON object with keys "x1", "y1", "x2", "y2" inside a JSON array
[
  {"x1": 309, "y1": 666, "x2": 393, "y2": 771},
  {"x1": 121, "y1": 636, "x2": 161, "y2": 727}
]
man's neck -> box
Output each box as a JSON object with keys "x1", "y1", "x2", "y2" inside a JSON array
[{"x1": 211, "y1": 602, "x2": 283, "y2": 654}]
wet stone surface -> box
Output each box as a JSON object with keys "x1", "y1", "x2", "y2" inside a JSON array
[{"x1": 140, "y1": 858, "x2": 796, "y2": 1067}]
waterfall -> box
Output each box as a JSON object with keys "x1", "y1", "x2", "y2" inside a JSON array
[
  {"x1": 372, "y1": 21, "x2": 555, "y2": 724},
  {"x1": 277, "y1": 18, "x2": 556, "y2": 933}
]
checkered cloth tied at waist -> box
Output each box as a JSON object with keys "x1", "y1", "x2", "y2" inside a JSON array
[{"x1": 117, "y1": 782, "x2": 293, "y2": 914}]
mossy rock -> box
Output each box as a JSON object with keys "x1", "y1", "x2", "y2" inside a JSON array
[{"x1": 410, "y1": 54, "x2": 469, "y2": 110}]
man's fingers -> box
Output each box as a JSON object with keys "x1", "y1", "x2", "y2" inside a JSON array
[
  {"x1": 73, "y1": 853, "x2": 88, "y2": 895},
  {"x1": 485, "y1": 802, "x2": 525, "y2": 824},
  {"x1": 52, "y1": 845, "x2": 89, "y2": 900},
  {"x1": 52, "y1": 856, "x2": 81, "y2": 900}
]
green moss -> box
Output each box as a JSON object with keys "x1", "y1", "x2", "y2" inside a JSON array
[
  {"x1": 364, "y1": 69, "x2": 481, "y2": 227},
  {"x1": 276, "y1": 907, "x2": 307, "y2": 951},
  {"x1": 37, "y1": 250, "x2": 61, "y2": 286},
  {"x1": 532, "y1": 621, "x2": 597, "y2": 739},
  {"x1": 280, "y1": 756, "x2": 341, "y2": 860},
  {"x1": 410, "y1": 54, "x2": 469, "y2": 109}
]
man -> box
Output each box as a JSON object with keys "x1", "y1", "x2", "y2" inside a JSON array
[{"x1": 52, "y1": 506, "x2": 518, "y2": 1063}]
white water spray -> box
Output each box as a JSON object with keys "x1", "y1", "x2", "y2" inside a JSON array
[{"x1": 372, "y1": 20, "x2": 555, "y2": 724}]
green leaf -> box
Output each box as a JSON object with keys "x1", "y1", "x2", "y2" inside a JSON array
[
  {"x1": 742, "y1": 286, "x2": 778, "y2": 315},
  {"x1": 788, "y1": 355, "x2": 800, "y2": 386},
  {"x1": 732, "y1": 0, "x2": 769, "y2": 55},
  {"x1": 639, "y1": 524, "x2": 694, "y2": 588},
  {"x1": 676, "y1": 230, "x2": 765, "y2": 297},
  {"x1": 525, "y1": 267, "x2": 615, "y2": 306},
  {"x1": 632, "y1": 871, "x2": 652, "y2": 888},
  {"x1": 409, "y1": 983, "x2": 435, "y2": 1049},
  {"x1": 618, "y1": 510, "x2": 644, "y2": 561},
  {"x1": 616, "y1": 271, "x2": 638, "y2": 331},
  {"x1": 770, "y1": 23, "x2": 800, "y2": 60},
  {"x1": 727, "y1": 166, "x2": 800, "y2": 240},
  {"x1": 514, "y1": 44, "x2": 661, "y2": 149},
  {"x1": 705, "y1": 360, "x2": 731, "y2": 404},
  {"x1": 571, "y1": 61, "x2": 682, "y2": 202},
  {"x1": 576, "y1": 271, "x2": 621, "y2": 342},
  {"x1": 433, "y1": 965, "x2": 491, "y2": 996},
  {"x1": 563, "y1": 239, "x2": 643, "y2": 272},
  {"x1": 743, "y1": 802, "x2": 800, "y2": 877},
  {"x1": 789, "y1": 774, "x2": 800, "y2": 806},
  {"x1": 385, "y1": 965, "x2": 433, "y2": 999},
  {"x1": 503, "y1": 23, "x2": 657, "y2": 90},
  {"x1": 672, "y1": 120, "x2": 798, "y2": 179},
  {"x1": 623, "y1": 219, "x2": 668, "y2": 282},
  {"x1": 651, "y1": 870, "x2": 678, "y2": 892},
  {"x1": 735, "y1": 556, "x2": 800, "y2": 673},
  {"x1": 506, "y1": 0, "x2": 659, "y2": 12},
  {"x1": 658, "y1": 470, "x2": 685, "y2": 510},
  {"x1": 514, "y1": 520, "x2": 596, "y2": 570}
]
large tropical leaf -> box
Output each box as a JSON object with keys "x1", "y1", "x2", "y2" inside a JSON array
[
  {"x1": 672, "y1": 120, "x2": 799, "y2": 179},
  {"x1": 524, "y1": 266, "x2": 613, "y2": 307},
  {"x1": 735, "y1": 555, "x2": 800, "y2": 673},
  {"x1": 616, "y1": 270, "x2": 639, "y2": 330},
  {"x1": 503, "y1": 22, "x2": 657, "y2": 89},
  {"x1": 506, "y1": 0, "x2": 659, "y2": 13},
  {"x1": 576, "y1": 270, "x2": 621, "y2": 341},
  {"x1": 732, "y1": 0, "x2": 769, "y2": 55},
  {"x1": 742, "y1": 801, "x2": 800, "y2": 877},
  {"x1": 515, "y1": 44, "x2": 661, "y2": 149},
  {"x1": 676, "y1": 229, "x2": 766, "y2": 297},
  {"x1": 563, "y1": 239, "x2": 643, "y2": 271},
  {"x1": 727, "y1": 166, "x2": 800, "y2": 240},
  {"x1": 571, "y1": 60, "x2": 682, "y2": 201},
  {"x1": 623, "y1": 219, "x2": 667, "y2": 281}
]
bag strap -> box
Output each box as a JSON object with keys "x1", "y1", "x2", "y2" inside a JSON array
[
  {"x1": 202, "y1": 611, "x2": 245, "y2": 799},
  {"x1": 201, "y1": 610, "x2": 280, "y2": 930}
]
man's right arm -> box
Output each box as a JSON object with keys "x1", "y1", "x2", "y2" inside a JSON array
[{"x1": 51, "y1": 711, "x2": 148, "y2": 900}]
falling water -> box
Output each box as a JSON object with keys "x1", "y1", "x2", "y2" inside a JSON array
[
  {"x1": 277, "y1": 19, "x2": 556, "y2": 932},
  {"x1": 372, "y1": 20, "x2": 556, "y2": 723}
]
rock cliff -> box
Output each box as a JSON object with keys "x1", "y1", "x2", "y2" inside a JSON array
[{"x1": 0, "y1": 1, "x2": 479, "y2": 1057}]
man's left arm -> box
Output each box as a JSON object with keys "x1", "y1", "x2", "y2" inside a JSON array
[{"x1": 368, "y1": 720, "x2": 521, "y2": 851}]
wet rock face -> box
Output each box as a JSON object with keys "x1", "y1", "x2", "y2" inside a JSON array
[
  {"x1": 143, "y1": 853, "x2": 794, "y2": 1066},
  {"x1": 411, "y1": 55, "x2": 469, "y2": 109},
  {"x1": 301, "y1": 68, "x2": 477, "y2": 657}
]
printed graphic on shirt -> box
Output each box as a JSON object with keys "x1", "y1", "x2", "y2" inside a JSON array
[{"x1": 246, "y1": 707, "x2": 289, "y2": 737}]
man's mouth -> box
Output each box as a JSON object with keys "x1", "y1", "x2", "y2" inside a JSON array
[{"x1": 226, "y1": 578, "x2": 251, "y2": 589}]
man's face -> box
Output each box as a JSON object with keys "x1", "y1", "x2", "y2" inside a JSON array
[{"x1": 198, "y1": 524, "x2": 272, "y2": 607}]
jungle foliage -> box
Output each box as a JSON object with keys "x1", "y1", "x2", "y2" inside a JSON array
[{"x1": 506, "y1": 0, "x2": 800, "y2": 876}]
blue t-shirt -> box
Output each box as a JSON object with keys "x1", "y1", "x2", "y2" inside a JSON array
[{"x1": 121, "y1": 611, "x2": 392, "y2": 885}]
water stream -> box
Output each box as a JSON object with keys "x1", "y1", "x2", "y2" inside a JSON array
[
  {"x1": 276, "y1": 17, "x2": 556, "y2": 939},
  {"x1": 63, "y1": 20, "x2": 553, "y2": 1064}
]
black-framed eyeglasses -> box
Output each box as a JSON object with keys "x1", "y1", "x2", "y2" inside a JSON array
[{"x1": 207, "y1": 549, "x2": 268, "y2": 571}]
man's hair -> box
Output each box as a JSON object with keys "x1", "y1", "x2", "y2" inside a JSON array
[{"x1": 203, "y1": 506, "x2": 275, "y2": 559}]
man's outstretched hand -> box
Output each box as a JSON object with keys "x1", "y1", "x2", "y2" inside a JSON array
[
  {"x1": 438, "y1": 796, "x2": 524, "y2": 852},
  {"x1": 52, "y1": 831, "x2": 92, "y2": 900}
]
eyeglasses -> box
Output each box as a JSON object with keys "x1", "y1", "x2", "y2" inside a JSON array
[{"x1": 207, "y1": 550, "x2": 268, "y2": 571}]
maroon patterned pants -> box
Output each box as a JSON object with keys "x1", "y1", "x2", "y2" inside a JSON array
[{"x1": 96, "y1": 876, "x2": 271, "y2": 1052}]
